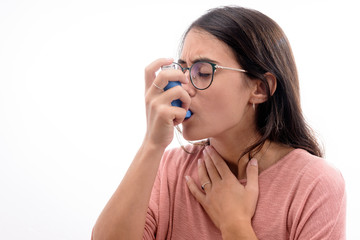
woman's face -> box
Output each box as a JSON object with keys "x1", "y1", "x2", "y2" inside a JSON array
[{"x1": 181, "y1": 28, "x2": 256, "y2": 141}]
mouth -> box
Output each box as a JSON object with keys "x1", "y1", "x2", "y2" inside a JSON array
[
  {"x1": 185, "y1": 109, "x2": 193, "y2": 120},
  {"x1": 183, "y1": 110, "x2": 193, "y2": 123}
]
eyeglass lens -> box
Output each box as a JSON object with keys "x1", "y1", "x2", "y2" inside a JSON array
[
  {"x1": 168, "y1": 62, "x2": 214, "y2": 90},
  {"x1": 189, "y1": 62, "x2": 213, "y2": 89}
]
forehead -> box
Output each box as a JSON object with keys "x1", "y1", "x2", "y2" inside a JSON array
[{"x1": 180, "y1": 28, "x2": 236, "y2": 64}]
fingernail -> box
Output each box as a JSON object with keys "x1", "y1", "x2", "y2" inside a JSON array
[
  {"x1": 250, "y1": 158, "x2": 258, "y2": 166},
  {"x1": 198, "y1": 159, "x2": 202, "y2": 166},
  {"x1": 185, "y1": 175, "x2": 190, "y2": 181},
  {"x1": 205, "y1": 146, "x2": 211, "y2": 153},
  {"x1": 203, "y1": 148, "x2": 208, "y2": 155}
]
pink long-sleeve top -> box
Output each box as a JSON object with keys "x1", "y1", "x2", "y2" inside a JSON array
[{"x1": 143, "y1": 145, "x2": 346, "y2": 239}]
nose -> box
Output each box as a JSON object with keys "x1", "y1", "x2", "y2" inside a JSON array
[{"x1": 182, "y1": 71, "x2": 196, "y2": 97}]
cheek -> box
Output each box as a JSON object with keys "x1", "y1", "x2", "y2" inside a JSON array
[
  {"x1": 183, "y1": 90, "x2": 248, "y2": 140},
  {"x1": 206, "y1": 87, "x2": 248, "y2": 118},
  {"x1": 206, "y1": 96, "x2": 244, "y2": 127}
]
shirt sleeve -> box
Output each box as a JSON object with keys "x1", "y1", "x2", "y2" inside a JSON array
[{"x1": 291, "y1": 164, "x2": 346, "y2": 240}]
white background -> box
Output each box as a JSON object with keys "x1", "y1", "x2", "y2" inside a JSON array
[{"x1": 0, "y1": 0, "x2": 359, "y2": 239}]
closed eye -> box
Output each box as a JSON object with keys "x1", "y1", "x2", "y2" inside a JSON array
[{"x1": 198, "y1": 72, "x2": 211, "y2": 78}]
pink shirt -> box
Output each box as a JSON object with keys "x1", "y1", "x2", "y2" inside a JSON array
[{"x1": 143, "y1": 145, "x2": 346, "y2": 239}]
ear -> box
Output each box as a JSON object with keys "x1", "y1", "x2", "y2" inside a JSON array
[{"x1": 250, "y1": 72, "x2": 277, "y2": 104}]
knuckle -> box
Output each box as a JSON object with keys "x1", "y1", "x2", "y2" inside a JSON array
[
  {"x1": 171, "y1": 85, "x2": 182, "y2": 95},
  {"x1": 157, "y1": 105, "x2": 168, "y2": 116},
  {"x1": 156, "y1": 70, "x2": 164, "y2": 78},
  {"x1": 144, "y1": 65, "x2": 150, "y2": 73},
  {"x1": 144, "y1": 91, "x2": 151, "y2": 102},
  {"x1": 157, "y1": 70, "x2": 172, "y2": 80},
  {"x1": 145, "y1": 94, "x2": 154, "y2": 106},
  {"x1": 144, "y1": 65, "x2": 154, "y2": 77},
  {"x1": 147, "y1": 98, "x2": 160, "y2": 114}
]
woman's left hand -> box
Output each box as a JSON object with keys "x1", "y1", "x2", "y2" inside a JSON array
[{"x1": 185, "y1": 146, "x2": 259, "y2": 234}]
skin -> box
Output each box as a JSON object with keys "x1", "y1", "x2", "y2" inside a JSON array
[
  {"x1": 180, "y1": 29, "x2": 260, "y2": 239},
  {"x1": 182, "y1": 29, "x2": 293, "y2": 239},
  {"x1": 92, "y1": 28, "x2": 293, "y2": 240},
  {"x1": 180, "y1": 29, "x2": 255, "y2": 143}
]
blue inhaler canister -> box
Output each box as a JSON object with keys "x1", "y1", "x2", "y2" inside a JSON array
[{"x1": 161, "y1": 63, "x2": 192, "y2": 119}]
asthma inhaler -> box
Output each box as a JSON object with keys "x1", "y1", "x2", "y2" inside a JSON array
[{"x1": 161, "y1": 63, "x2": 192, "y2": 119}]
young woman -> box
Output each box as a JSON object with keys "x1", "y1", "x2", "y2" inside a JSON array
[{"x1": 92, "y1": 6, "x2": 346, "y2": 239}]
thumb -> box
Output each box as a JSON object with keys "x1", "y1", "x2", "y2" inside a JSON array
[{"x1": 245, "y1": 158, "x2": 259, "y2": 192}]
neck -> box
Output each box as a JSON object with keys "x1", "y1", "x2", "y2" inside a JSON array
[
  {"x1": 209, "y1": 129, "x2": 263, "y2": 178},
  {"x1": 209, "y1": 134, "x2": 294, "y2": 179}
]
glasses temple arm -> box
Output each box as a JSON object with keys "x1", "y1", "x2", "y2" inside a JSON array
[{"x1": 215, "y1": 65, "x2": 247, "y2": 73}]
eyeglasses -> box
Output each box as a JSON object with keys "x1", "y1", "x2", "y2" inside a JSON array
[{"x1": 164, "y1": 61, "x2": 247, "y2": 90}]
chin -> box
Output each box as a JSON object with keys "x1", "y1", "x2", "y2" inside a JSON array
[{"x1": 182, "y1": 126, "x2": 209, "y2": 142}]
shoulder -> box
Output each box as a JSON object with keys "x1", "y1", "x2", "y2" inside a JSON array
[
  {"x1": 264, "y1": 148, "x2": 345, "y2": 189},
  {"x1": 285, "y1": 151, "x2": 346, "y2": 238},
  {"x1": 158, "y1": 144, "x2": 205, "y2": 177},
  {"x1": 258, "y1": 149, "x2": 346, "y2": 238},
  {"x1": 161, "y1": 144, "x2": 204, "y2": 164},
  {"x1": 295, "y1": 149, "x2": 344, "y2": 189},
  {"x1": 290, "y1": 149, "x2": 345, "y2": 205},
  {"x1": 260, "y1": 148, "x2": 346, "y2": 219}
]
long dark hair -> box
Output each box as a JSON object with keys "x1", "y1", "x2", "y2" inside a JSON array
[{"x1": 182, "y1": 6, "x2": 323, "y2": 158}]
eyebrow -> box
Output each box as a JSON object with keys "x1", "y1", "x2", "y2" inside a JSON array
[{"x1": 177, "y1": 57, "x2": 219, "y2": 65}]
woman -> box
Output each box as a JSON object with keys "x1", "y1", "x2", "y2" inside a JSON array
[{"x1": 92, "y1": 6, "x2": 346, "y2": 239}]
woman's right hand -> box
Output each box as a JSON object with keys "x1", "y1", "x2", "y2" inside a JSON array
[
  {"x1": 93, "y1": 58, "x2": 190, "y2": 240},
  {"x1": 144, "y1": 58, "x2": 191, "y2": 149}
]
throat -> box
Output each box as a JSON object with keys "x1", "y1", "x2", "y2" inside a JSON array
[
  {"x1": 225, "y1": 158, "x2": 248, "y2": 179},
  {"x1": 226, "y1": 161, "x2": 239, "y2": 177},
  {"x1": 221, "y1": 141, "x2": 273, "y2": 179}
]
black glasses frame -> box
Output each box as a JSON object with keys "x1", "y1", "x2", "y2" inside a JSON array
[{"x1": 173, "y1": 61, "x2": 247, "y2": 90}]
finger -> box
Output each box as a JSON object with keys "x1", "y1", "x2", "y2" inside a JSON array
[
  {"x1": 205, "y1": 146, "x2": 230, "y2": 178},
  {"x1": 160, "y1": 68, "x2": 190, "y2": 85},
  {"x1": 144, "y1": 58, "x2": 174, "y2": 91},
  {"x1": 245, "y1": 158, "x2": 259, "y2": 192},
  {"x1": 204, "y1": 148, "x2": 221, "y2": 182},
  {"x1": 197, "y1": 159, "x2": 211, "y2": 191},
  {"x1": 152, "y1": 69, "x2": 188, "y2": 90},
  {"x1": 171, "y1": 105, "x2": 189, "y2": 126},
  {"x1": 146, "y1": 89, "x2": 190, "y2": 126},
  {"x1": 160, "y1": 85, "x2": 191, "y2": 112},
  {"x1": 185, "y1": 176, "x2": 205, "y2": 204}
]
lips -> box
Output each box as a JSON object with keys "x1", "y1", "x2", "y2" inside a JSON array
[{"x1": 183, "y1": 109, "x2": 193, "y2": 122}]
